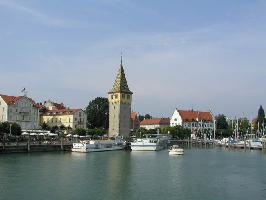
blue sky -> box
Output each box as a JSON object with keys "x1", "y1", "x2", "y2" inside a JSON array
[{"x1": 0, "y1": 0, "x2": 266, "y2": 119}]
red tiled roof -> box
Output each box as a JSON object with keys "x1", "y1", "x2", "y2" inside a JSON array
[
  {"x1": 42, "y1": 109, "x2": 82, "y2": 115},
  {"x1": 52, "y1": 102, "x2": 66, "y2": 110},
  {"x1": 177, "y1": 110, "x2": 213, "y2": 122},
  {"x1": 0, "y1": 94, "x2": 38, "y2": 108},
  {"x1": 140, "y1": 118, "x2": 170, "y2": 125}
]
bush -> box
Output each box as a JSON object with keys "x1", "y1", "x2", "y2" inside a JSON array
[{"x1": 74, "y1": 128, "x2": 87, "y2": 136}]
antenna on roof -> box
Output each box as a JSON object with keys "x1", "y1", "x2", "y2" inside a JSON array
[{"x1": 21, "y1": 88, "x2": 27, "y2": 97}]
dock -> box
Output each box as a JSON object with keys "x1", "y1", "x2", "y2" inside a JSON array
[{"x1": 169, "y1": 139, "x2": 266, "y2": 151}]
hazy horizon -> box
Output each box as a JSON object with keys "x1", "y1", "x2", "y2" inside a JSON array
[{"x1": 0, "y1": 0, "x2": 265, "y2": 119}]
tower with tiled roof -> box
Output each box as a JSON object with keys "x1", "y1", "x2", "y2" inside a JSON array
[{"x1": 108, "y1": 58, "x2": 133, "y2": 138}]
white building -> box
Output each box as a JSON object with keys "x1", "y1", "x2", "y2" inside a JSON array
[
  {"x1": 0, "y1": 94, "x2": 40, "y2": 130},
  {"x1": 170, "y1": 109, "x2": 214, "y2": 131}
]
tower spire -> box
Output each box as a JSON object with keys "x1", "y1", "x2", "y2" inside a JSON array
[
  {"x1": 120, "y1": 51, "x2": 123, "y2": 66},
  {"x1": 109, "y1": 56, "x2": 132, "y2": 94}
]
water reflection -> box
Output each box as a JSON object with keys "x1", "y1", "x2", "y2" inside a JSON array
[{"x1": 1, "y1": 149, "x2": 266, "y2": 200}]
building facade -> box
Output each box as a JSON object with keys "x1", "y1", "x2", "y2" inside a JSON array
[
  {"x1": 39, "y1": 100, "x2": 86, "y2": 129},
  {"x1": 108, "y1": 60, "x2": 133, "y2": 138},
  {"x1": 0, "y1": 94, "x2": 40, "y2": 130},
  {"x1": 130, "y1": 112, "x2": 140, "y2": 131},
  {"x1": 170, "y1": 109, "x2": 214, "y2": 131},
  {"x1": 41, "y1": 109, "x2": 86, "y2": 129},
  {"x1": 140, "y1": 118, "x2": 170, "y2": 130}
]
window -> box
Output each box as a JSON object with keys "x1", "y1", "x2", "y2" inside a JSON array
[
  {"x1": 115, "y1": 94, "x2": 118, "y2": 99},
  {"x1": 127, "y1": 95, "x2": 130, "y2": 99},
  {"x1": 174, "y1": 118, "x2": 177, "y2": 121},
  {"x1": 75, "y1": 118, "x2": 77, "y2": 121},
  {"x1": 122, "y1": 94, "x2": 125, "y2": 99},
  {"x1": 111, "y1": 95, "x2": 114, "y2": 99}
]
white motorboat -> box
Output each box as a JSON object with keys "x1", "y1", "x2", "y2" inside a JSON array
[
  {"x1": 169, "y1": 145, "x2": 184, "y2": 155},
  {"x1": 130, "y1": 134, "x2": 168, "y2": 151},
  {"x1": 246, "y1": 139, "x2": 262, "y2": 149},
  {"x1": 71, "y1": 138, "x2": 125, "y2": 153}
]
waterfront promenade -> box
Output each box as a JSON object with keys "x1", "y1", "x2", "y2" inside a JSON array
[
  {"x1": 0, "y1": 141, "x2": 72, "y2": 153},
  {"x1": 1, "y1": 138, "x2": 266, "y2": 154}
]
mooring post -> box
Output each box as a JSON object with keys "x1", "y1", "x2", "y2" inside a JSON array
[
  {"x1": 61, "y1": 137, "x2": 63, "y2": 151},
  {"x1": 27, "y1": 134, "x2": 30, "y2": 152}
]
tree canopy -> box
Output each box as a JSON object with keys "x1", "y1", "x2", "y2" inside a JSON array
[
  {"x1": 257, "y1": 105, "x2": 265, "y2": 127},
  {"x1": 0, "y1": 122, "x2": 22, "y2": 136},
  {"x1": 86, "y1": 97, "x2": 109, "y2": 129},
  {"x1": 137, "y1": 126, "x2": 191, "y2": 139},
  {"x1": 216, "y1": 114, "x2": 228, "y2": 130},
  {"x1": 138, "y1": 114, "x2": 152, "y2": 122},
  {"x1": 215, "y1": 114, "x2": 233, "y2": 138},
  {"x1": 74, "y1": 128, "x2": 87, "y2": 136}
]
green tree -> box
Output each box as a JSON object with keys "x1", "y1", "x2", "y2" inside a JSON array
[
  {"x1": 50, "y1": 126, "x2": 59, "y2": 133},
  {"x1": 136, "y1": 127, "x2": 148, "y2": 137},
  {"x1": 256, "y1": 105, "x2": 265, "y2": 131},
  {"x1": 0, "y1": 122, "x2": 21, "y2": 136},
  {"x1": 138, "y1": 114, "x2": 152, "y2": 122},
  {"x1": 216, "y1": 114, "x2": 233, "y2": 138},
  {"x1": 86, "y1": 97, "x2": 109, "y2": 129},
  {"x1": 239, "y1": 118, "x2": 250, "y2": 135},
  {"x1": 144, "y1": 114, "x2": 152, "y2": 119},
  {"x1": 74, "y1": 128, "x2": 87, "y2": 136},
  {"x1": 87, "y1": 128, "x2": 107, "y2": 136},
  {"x1": 41, "y1": 122, "x2": 50, "y2": 130},
  {"x1": 138, "y1": 115, "x2": 144, "y2": 122},
  {"x1": 216, "y1": 114, "x2": 228, "y2": 129}
]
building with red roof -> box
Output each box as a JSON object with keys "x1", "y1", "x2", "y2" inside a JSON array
[
  {"x1": 170, "y1": 109, "x2": 214, "y2": 132},
  {"x1": 140, "y1": 118, "x2": 170, "y2": 130},
  {"x1": 0, "y1": 94, "x2": 40, "y2": 130},
  {"x1": 40, "y1": 100, "x2": 86, "y2": 129}
]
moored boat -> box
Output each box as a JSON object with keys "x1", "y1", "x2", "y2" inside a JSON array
[
  {"x1": 130, "y1": 134, "x2": 168, "y2": 151},
  {"x1": 71, "y1": 137, "x2": 126, "y2": 153},
  {"x1": 169, "y1": 145, "x2": 184, "y2": 155}
]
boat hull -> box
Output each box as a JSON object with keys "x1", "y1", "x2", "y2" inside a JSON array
[
  {"x1": 72, "y1": 146, "x2": 125, "y2": 153},
  {"x1": 131, "y1": 145, "x2": 159, "y2": 151},
  {"x1": 169, "y1": 150, "x2": 184, "y2": 155}
]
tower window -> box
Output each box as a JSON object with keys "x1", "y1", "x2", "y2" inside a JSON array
[{"x1": 115, "y1": 94, "x2": 118, "y2": 99}]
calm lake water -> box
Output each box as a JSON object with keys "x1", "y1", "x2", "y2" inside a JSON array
[{"x1": 0, "y1": 148, "x2": 266, "y2": 200}]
